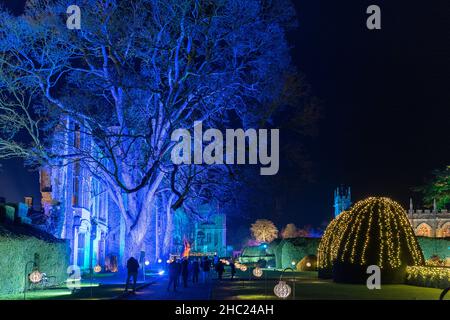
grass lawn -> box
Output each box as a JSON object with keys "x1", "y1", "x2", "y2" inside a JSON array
[
  {"x1": 0, "y1": 283, "x2": 126, "y2": 300},
  {"x1": 211, "y1": 270, "x2": 447, "y2": 300}
]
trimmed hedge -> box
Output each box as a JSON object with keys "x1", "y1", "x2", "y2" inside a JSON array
[
  {"x1": 0, "y1": 223, "x2": 69, "y2": 296},
  {"x1": 280, "y1": 238, "x2": 320, "y2": 269},
  {"x1": 417, "y1": 237, "x2": 450, "y2": 266},
  {"x1": 405, "y1": 266, "x2": 450, "y2": 289}
]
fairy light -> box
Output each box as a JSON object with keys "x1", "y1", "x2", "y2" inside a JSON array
[{"x1": 318, "y1": 197, "x2": 425, "y2": 272}]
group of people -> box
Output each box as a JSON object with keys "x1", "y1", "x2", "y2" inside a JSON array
[
  {"x1": 124, "y1": 255, "x2": 238, "y2": 293},
  {"x1": 166, "y1": 255, "x2": 237, "y2": 292}
]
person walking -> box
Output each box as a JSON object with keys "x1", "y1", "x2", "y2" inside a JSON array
[
  {"x1": 192, "y1": 258, "x2": 200, "y2": 284},
  {"x1": 216, "y1": 260, "x2": 225, "y2": 281},
  {"x1": 230, "y1": 261, "x2": 236, "y2": 280},
  {"x1": 202, "y1": 257, "x2": 211, "y2": 283},
  {"x1": 125, "y1": 256, "x2": 139, "y2": 293},
  {"x1": 167, "y1": 260, "x2": 178, "y2": 292},
  {"x1": 181, "y1": 257, "x2": 189, "y2": 288},
  {"x1": 175, "y1": 258, "x2": 182, "y2": 287}
]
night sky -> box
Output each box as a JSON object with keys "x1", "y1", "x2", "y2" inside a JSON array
[{"x1": 0, "y1": 1, "x2": 449, "y2": 229}]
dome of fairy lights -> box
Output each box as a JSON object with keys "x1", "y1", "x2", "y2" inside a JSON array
[
  {"x1": 317, "y1": 210, "x2": 352, "y2": 278},
  {"x1": 332, "y1": 197, "x2": 425, "y2": 283}
]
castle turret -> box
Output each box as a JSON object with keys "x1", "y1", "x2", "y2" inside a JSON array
[{"x1": 334, "y1": 186, "x2": 351, "y2": 217}]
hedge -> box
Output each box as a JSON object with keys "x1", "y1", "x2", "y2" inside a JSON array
[
  {"x1": 0, "y1": 223, "x2": 69, "y2": 296},
  {"x1": 405, "y1": 266, "x2": 450, "y2": 289}
]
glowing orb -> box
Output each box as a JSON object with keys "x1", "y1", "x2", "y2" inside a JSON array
[
  {"x1": 291, "y1": 261, "x2": 296, "y2": 266},
  {"x1": 157, "y1": 258, "x2": 162, "y2": 263},
  {"x1": 158, "y1": 270, "x2": 165, "y2": 275},
  {"x1": 29, "y1": 270, "x2": 43, "y2": 284},
  {"x1": 94, "y1": 265, "x2": 102, "y2": 273},
  {"x1": 253, "y1": 267, "x2": 263, "y2": 278},
  {"x1": 145, "y1": 260, "x2": 150, "y2": 266},
  {"x1": 306, "y1": 262, "x2": 311, "y2": 267},
  {"x1": 274, "y1": 281, "x2": 291, "y2": 299},
  {"x1": 240, "y1": 265, "x2": 248, "y2": 272}
]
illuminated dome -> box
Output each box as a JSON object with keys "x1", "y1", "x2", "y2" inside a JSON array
[
  {"x1": 317, "y1": 211, "x2": 352, "y2": 278},
  {"x1": 333, "y1": 197, "x2": 425, "y2": 283}
]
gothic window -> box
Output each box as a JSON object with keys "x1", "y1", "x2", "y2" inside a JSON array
[
  {"x1": 416, "y1": 223, "x2": 432, "y2": 237},
  {"x1": 72, "y1": 161, "x2": 81, "y2": 207}
]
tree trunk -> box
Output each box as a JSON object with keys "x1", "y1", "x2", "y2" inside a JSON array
[{"x1": 163, "y1": 194, "x2": 175, "y2": 258}]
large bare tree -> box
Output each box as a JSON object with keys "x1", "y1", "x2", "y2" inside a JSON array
[{"x1": 0, "y1": 0, "x2": 297, "y2": 261}]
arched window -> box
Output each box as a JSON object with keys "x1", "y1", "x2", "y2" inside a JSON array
[
  {"x1": 440, "y1": 222, "x2": 450, "y2": 238},
  {"x1": 416, "y1": 223, "x2": 432, "y2": 237}
]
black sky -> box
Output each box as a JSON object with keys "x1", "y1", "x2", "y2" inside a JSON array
[{"x1": 0, "y1": 1, "x2": 449, "y2": 228}]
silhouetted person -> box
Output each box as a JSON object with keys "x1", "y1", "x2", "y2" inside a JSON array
[
  {"x1": 167, "y1": 260, "x2": 178, "y2": 292},
  {"x1": 181, "y1": 257, "x2": 189, "y2": 288},
  {"x1": 202, "y1": 257, "x2": 210, "y2": 283},
  {"x1": 192, "y1": 258, "x2": 200, "y2": 284},
  {"x1": 125, "y1": 256, "x2": 139, "y2": 293},
  {"x1": 175, "y1": 259, "x2": 182, "y2": 287},
  {"x1": 216, "y1": 261, "x2": 225, "y2": 280},
  {"x1": 230, "y1": 261, "x2": 236, "y2": 280}
]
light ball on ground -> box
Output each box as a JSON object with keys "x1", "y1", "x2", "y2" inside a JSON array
[
  {"x1": 29, "y1": 270, "x2": 43, "y2": 283},
  {"x1": 274, "y1": 281, "x2": 291, "y2": 299},
  {"x1": 253, "y1": 267, "x2": 263, "y2": 277},
  {"x1": 94, "y1": 265, "x2": 102, "y2": 273}
]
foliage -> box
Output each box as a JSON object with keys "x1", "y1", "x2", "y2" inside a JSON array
[
  {"x1": 0, "y1": 224, "x2": 69, "y2": 295},
  {"x1": 405, "y1": 266, "x2": 450, "y2": 289},
  {"x1": 0, "y1": 0, "x2": 299, "y2": 259},
  {"x1": 417, "y1": 237, "x2": 450, "y2": 266},
  {"x1": 281, "y1": 223, "x2": 297, "y2": 238},
  {"x1": 280, "y1": 237, "x2": 319, "y2": 269},
  {"x1": 415, "y1": 165, "x2": 450, "y2": 209},
  {"x1": 250, "y1": 219, "x2": 278, "y2": 243}
]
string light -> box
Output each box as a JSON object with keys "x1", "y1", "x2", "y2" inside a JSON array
[{"x1": 318, "y1": 197, "x2": 425, "y2": 271}]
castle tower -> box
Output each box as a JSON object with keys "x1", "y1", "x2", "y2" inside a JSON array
[{"x1": 334, "y1": 186, "x2": 351, "y2": 217}]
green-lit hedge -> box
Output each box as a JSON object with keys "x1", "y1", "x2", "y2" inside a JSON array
[
  {"x1": 280, "y1": 238, "x2": 320, "y2": 269},
  {"x1": 0, "y1": 224, "x2": 69, "y2": 296},
  {"x1": 417, "y1": 237, "x2": 450, "y2": 266}
]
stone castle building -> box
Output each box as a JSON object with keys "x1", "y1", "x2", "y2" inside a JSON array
[
  {"x1": 407, "y1": 199, "x2": 450, "y2": 238},
  {"x1": 333, "y1": 186, "x2": 450, "y2": 238}
]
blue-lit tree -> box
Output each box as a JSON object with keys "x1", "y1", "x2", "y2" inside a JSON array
[{"x1": 0, "y1": 0, "x2": 297, "y2": 262}]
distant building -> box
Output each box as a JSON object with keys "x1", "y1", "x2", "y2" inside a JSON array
[
  {"x1": 171, "y1": 205, "x2": 227, "y2": 257},
  {"x1": 333, "y1": 186, "x2": 351, "y2": 218},
  {"x1": 407, "y1": 199, "x2": 450, "y2": 238}
]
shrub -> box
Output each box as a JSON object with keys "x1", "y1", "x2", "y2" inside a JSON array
[
  {"x1": 332, "y1": 197, "x2": 424, "y2": 283},
  {"x1": 0, "y1": 223, "x2": 69, "y2": 296},
  {"x1": 405, "y1": 266, "x2": 450, "y2": 289}
]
